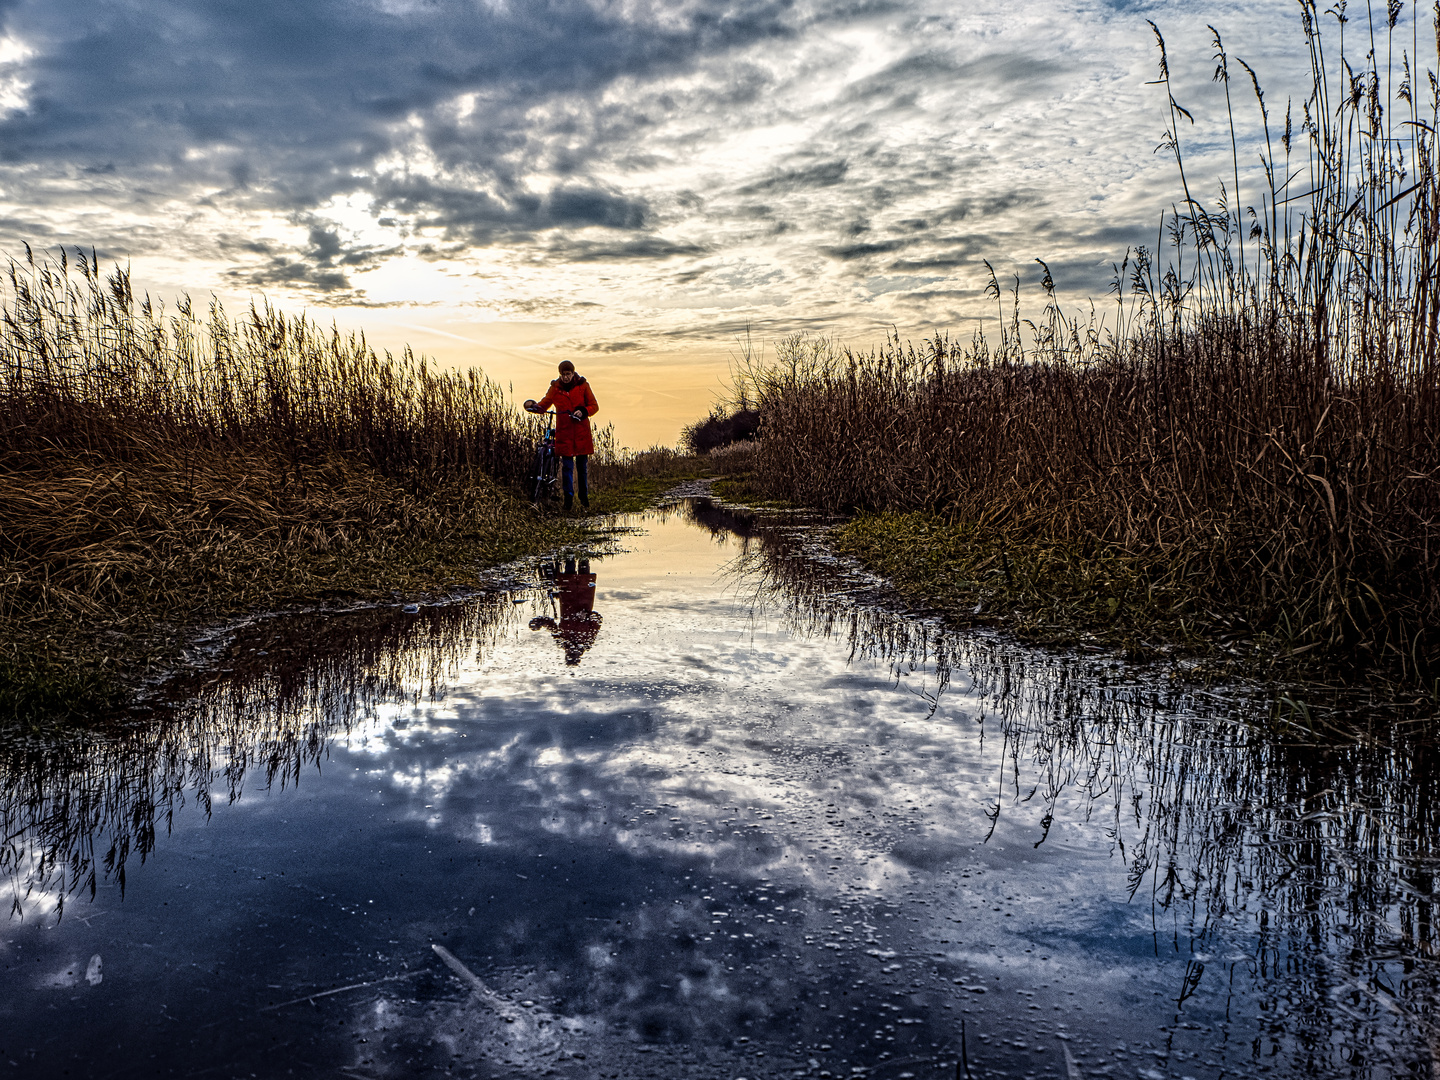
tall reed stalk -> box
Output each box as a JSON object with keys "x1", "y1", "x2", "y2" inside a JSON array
[
  {"x1": 0, "y1": 247, "x2": 534, "y2": 487},
  {"x1": 745, "y1": 3, "x2": 1440, "y2": 683}
]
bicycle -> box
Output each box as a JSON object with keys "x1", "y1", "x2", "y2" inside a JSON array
[{"x1": 527, "y1": 410, "x2": 560, "y2": 505}]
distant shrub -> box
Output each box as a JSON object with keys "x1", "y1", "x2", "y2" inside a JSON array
[{"x1": 681, "y1": 403, "x2": 761, "y2": 454}]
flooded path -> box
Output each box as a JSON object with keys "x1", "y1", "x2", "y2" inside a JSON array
[{"x1": 1, "y1": 498, "x2": 1436, "y2": 1079}]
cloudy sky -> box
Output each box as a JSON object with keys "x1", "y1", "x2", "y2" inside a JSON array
[{"x1": 0, "y1": 0, "x2": 1402, "y2": 443}]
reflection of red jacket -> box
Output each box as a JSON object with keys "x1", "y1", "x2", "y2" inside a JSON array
[
  {"x1": 537, "y1": 376, "x2": 599, "y2": 456},
  {"x1": 555, "y1": 572, "x2": 597, "y2": 621},
  {"x1": 530, "y1": 571, "x2": 602, "y2": 665}
]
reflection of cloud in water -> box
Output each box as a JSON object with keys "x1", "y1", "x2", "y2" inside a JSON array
[
  {"x1": 0, "y1": 593, "x2": 519, "y2": 919},
  {"x1": 0, "y1": 499, "x2": 1437, "y2": 1076}
]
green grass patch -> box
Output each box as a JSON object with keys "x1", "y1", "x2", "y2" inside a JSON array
[
  {"x1": 709, "y1": 473, "x2": 797, "y2": 509},
  {"x1": 833, "y1": 512, "x2": 1284, "y2": 672},
  {"x1": 584, "y1": 470, "x2": 709, "y2": 515}
]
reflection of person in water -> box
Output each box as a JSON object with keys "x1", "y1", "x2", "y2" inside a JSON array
[{"x1": 529, "y1": 557, "x2": 603, "y2": 665}]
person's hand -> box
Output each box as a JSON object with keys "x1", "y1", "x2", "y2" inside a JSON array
[{"x1": 570, "y1": 408, "x2": 585, "y2": 422}]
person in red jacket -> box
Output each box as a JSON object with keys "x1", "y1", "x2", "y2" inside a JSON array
[{"x1": 524, "y1": 360, "x2": 599, "y2": 511}]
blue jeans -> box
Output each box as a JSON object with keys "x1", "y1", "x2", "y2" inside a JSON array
[{"x1": 561, "y1": 455, "x2": 589, "y2": 499}]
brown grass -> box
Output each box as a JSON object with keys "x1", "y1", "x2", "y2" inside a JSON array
[
  {"x1": 0, "y1": 250, "x2": 575, "y2": 718},
  {"x1": 742, "y1": 8, "x2": 1440, "y2": 686},
  {"x1": 1, "y1": 248, "x2": 535, "y2": 484}
]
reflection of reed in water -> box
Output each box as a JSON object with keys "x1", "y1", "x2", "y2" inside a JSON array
[
  {"x1": 704, "y1": 496, "x2": 1440, "y2": 1074},
  {"x1": 0, "y1": 594, "x2": 515, "y2": 921}
]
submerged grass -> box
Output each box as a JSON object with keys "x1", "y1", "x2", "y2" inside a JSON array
[{"x1": 741, "y1": 8, "x2": 1440, "y2": 692}]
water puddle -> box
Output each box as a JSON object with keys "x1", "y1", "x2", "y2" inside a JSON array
[{"x1": 1, "y1": 498, "x2": 1435, "y2": 1078}]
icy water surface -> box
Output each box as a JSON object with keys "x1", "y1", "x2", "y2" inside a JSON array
[{"x1": 1, "y1": 498, "x2": 1437, "y2": 1079}]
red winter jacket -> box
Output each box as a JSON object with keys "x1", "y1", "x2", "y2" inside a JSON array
[{"x1": 537, "y1": 376, "x2": 599, "y2": 456}]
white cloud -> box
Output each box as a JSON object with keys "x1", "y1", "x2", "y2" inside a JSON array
[
  {"x1": 0, "y1": 0, "x2": 1412, "y2": 440},
  {"x1": 0, "y1": 35, "x2": 33, "y2": 116}
]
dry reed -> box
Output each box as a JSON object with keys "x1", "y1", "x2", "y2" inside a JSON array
[
  {"x1": 0, "y1": 250, "x2": 569, "y2": 715},
  {"x1": 743, "y1": 6, "x2": 1440, "y2": 684},
  {"x1": 1, "y1": 247, "x2": 535, "y2": 485}
]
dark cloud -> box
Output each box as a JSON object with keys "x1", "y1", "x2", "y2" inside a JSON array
[
  {"x1": 504, "y1": 296, "x2": 602, "y2": 317},
  {"x1": 655, "y1": 313, "x2": 868, "y2": 339},
  {"x1": 1100, "y1": 0, "x2": 1163, "y2": 12},
  {"x1": 0, "y1": 214, "x2": 56, "y2": 239},
  {"x1": 892, "y1": 288, "x2": 979, "y2": 302},
  {"x1": 231, "y1": 258, "x2": 352, "y2": 293},
  {"x1": 736, "y1": 159, "x2": 848, "y2": 195},
  {"x1": 887, "y1": 236, "x2": 998, "y2": 271},
  {"x1": 835, "y1": 49, "x2": 1070, "y2": 109},
  {"x1": 553, "y1": 236, "x2": 709, "y2": 262},
  {"x1": 220, "y1": 218, "x2": 399, "y2": 300},
  {"x1": 580, "y1": 340, "x2": 642, "y2": 352},
  {"x1": 820, "y1": 237, "x2": 912, "y2": 260},
  {"x1": 376, "y1": 176, "x2": 655, "y2": 239},
  {"x1": 942, "y1": 50, "x2": 1072, "y2": 86},
  {"x1": 1076, "y1": 222, "x2": 1159, "y2": 251},
  {"x1": 888, "y1": 254, "x2": 970, "y2": 270},
  {"x1": 936, "y1": 193, "x2": 1040, "y2": 222},
  {"x1": 0, "y1": 0, "x2": 805, "y2": 242},
  {"x1": 549, "y1": 188, "x2": 649, "y2": 230}
]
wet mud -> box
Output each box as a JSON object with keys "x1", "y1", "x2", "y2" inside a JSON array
[{"x1": 1, "y1": 498, "x2": 1436, "y2": 1078}]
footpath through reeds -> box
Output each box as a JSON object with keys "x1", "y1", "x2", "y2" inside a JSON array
[
  {"x1": 739, "y1": 9, "x2": 1440, "y2": 692},
  {"x1": 0, "y1": 251, "x2": 581, "y2": 722}
]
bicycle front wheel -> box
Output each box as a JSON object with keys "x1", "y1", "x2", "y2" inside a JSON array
[{"x1": 531, "y1": 447, "x2": 552, "y2": 504}]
